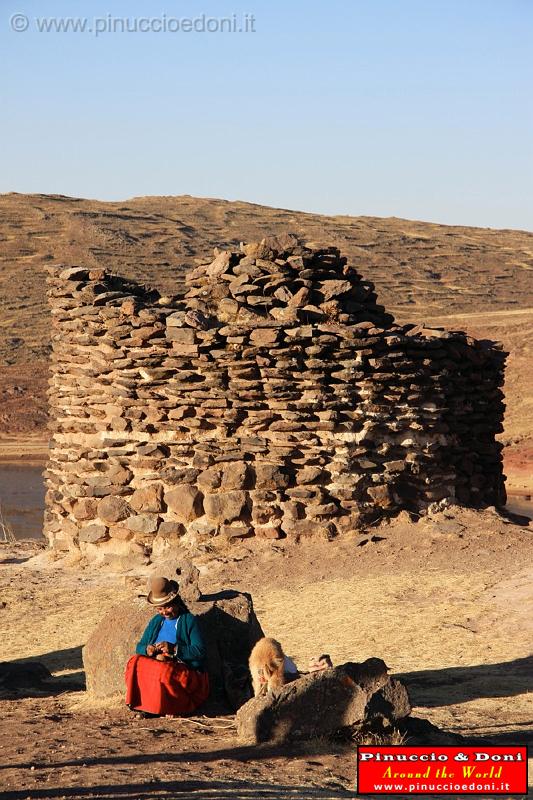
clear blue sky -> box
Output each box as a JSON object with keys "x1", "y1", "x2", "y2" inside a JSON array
[{"x1": 2, "y1": 0, "x2": 532, "y2": 229}]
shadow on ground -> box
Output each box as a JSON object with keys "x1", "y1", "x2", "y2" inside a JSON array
[
  {"x1": 466, "y1": 727, "x2": 533, "y2": 747},
  {"x1": 0, "y1": 740, "x2": 347, "y2": 773},
  {"x1": 9, "y1": 645, "x2": 83, "y2": 672},
  {"x1": 398, "y1": 655, "x2": 532, "y2": 706},
  {"x1": 0, "y1": 777, "x2": 353, "y2": 800},
  {"x1": 0, "y1": 646, "x2": 85, "y2": 699}
]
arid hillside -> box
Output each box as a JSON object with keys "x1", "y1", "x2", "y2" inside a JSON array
[{"x1": 0, "y1": 192, "x2": 532, "y2": 488}]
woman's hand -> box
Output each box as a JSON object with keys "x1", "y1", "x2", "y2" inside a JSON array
[{"x1": 146, "y1": 645, "x2": 156, "y2": 657}]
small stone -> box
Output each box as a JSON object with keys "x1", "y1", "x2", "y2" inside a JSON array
[
  {"x1": 318, "y1": 280, "x2": 352, "y2": 301},
  {"x1": 59, "y1": 267, "x2": 89, "y2": 281},
  {"x1": 249, "y1": 328, "x2": 279, "y2": 346},
  {"x1": 287, "y1": 287, "x2": 309, "y2": 307},
  {"x1": 105, "y1": 466, "x2": 133, "y2": 486},
  {"x1": 158, "y1": 521, "x2": 185, "y2": 538},
  {"x1": 241, "y1": 240, "x2": 275, "y2": 259},
  {"x1": 220, "y1": 523, "x2": 253, "y2": 540},
  {"x1": 129, "y1": 485, "x2": 164, "y2": 513},
  {"x1": 255, "y1": 525, "x2": 283, "y2": 539},
  {"x1": 254, "y1": 464, "x2": 289, "y2": 490},
  {"x1": 205, "y1": 250, "x2": 232, "y2": 278},
  {"x1": 165, "y1": 485, "x2": 204, "y2": 522},
  {"x1": 367, "y1": 485, "x2": 394, "y2": 508},
  {"x1": 204, "y1": 491, "x2": 248, "y2": 523},
  {"x1": 166, "y1": 327, "x2": 197, "y2": 343},
  {"x1": 120, "y1": 298, "x2": 138, "y2": 316},
  {"x1": 184, "y1": 310, "x2": 209, "y2": 330},
  {"x1": 159, "y1": 467, "x2": 199, "y2": 485},
  {"x1": 79, "y1": 524, "x2": 109, "y2": 543},
  {"x1": 283, "y1": 520, "x2": 335, "y2": 539},
  {"x1": 307, "y1": 502, "x2": 339, "y2": 518},
  {"x1": 197, "y1": 468, "x2": 223, "y2": 491},
  {"x1": 273, "y1": 286, "x2": 293, "y2": 303},
  {"x1": 297, "y1": 466, "x2": 323, "y2": 484},
  {"x1": 280, "y1": 500, "x2": 301, "y2": 521},
  {"x1": 336, "y1": 512, "x2": 364, "y2": 532},
  {"x1": 97, "y1": 496, "x2": 130, "y2": 524},
  {"x1": 108, "y1": 526, "x2": 135, "y2": 541},
  {"x1": 72, "y1": 498, "x2": 98, "y2": 521},
  {"x1": 220, "y1": 461, "x2": 249, "y2": 490},
  {"x1": 166, "y1": 311, "x2": 187, "y2": 327},
  {"x1": 125, "y1": 514, "x2": 159, "y2": 534}
]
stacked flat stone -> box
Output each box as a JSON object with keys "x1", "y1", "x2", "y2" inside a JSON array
[{"x1": 44, "y1": 236, "x2": 506, "y2": 563}]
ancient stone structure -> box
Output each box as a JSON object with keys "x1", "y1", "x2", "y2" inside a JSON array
[{"x1": 44, "y1": 234, "x2": 506, "y2": 561}]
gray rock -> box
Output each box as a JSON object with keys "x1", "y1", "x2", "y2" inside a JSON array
[
  {"x1": 129, "y1": 485, "x2": 165, "y2": 514},
  {"x1": 125, "y1": 514, "x2": 159, "y2": 534},
  {"x1": 165, "y1": 485, "x2": 204, "y2": 522},
  {"x1": 236, "y1": 658, "x2": 410, "y2": 744},
  {"x1": 203, "y1": 491, "x2": 248, "y2": 523},
  {"x1": 83, "y1": 585, "x2": 263, "y2": 710},
  {"x1": 79, "y1": 524, "x2": 109, "y2": 543},
  {"x1": 176, "y1": 559, "x2": 201, "y2": 602},
  {"x1": 97, "y1": 495, "x2": 130, "y2": 523}
]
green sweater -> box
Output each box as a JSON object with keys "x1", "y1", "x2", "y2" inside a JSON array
[{"x1": 135, "y1": 612, "x2": 207, "y2": 672}]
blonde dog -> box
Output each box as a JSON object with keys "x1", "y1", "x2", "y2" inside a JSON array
[
  {"x1": 249, "y1": 638, "x2": 334, "y2": 697},
  {"x1": 249, "y1": 637, "x2": 292, "y2": 696}
]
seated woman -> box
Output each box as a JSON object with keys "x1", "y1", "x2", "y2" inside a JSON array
[{"x1": 125, "y1": 576, "x2": 209, "y2": 717}]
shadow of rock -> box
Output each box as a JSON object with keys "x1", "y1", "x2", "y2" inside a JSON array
[
  {"x1": 398, "y1": 655, "x2": 533, "y2": 707},
  {"x1": 8, "y1": 645, "x2": 84, "y2": 673},
  {"x1": 0, "y1": 653, "x2": 85, "y2": 699}
]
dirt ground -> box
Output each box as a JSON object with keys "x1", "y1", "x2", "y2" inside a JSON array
[{"x1": 0, "y1": 507, "x2": 532, "y2": 799}]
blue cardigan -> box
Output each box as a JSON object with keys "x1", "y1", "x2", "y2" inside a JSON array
[{"x1": 135, "y1": 612, "x2": 207, "y2": 672}]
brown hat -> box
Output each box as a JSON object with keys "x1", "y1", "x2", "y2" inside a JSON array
[{"x1": 147, "y1": 576, "x2": 181, "y2": 606}]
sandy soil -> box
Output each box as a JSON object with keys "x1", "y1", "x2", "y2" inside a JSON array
[{"x1": 0, "y1": 507, "x2": 531, "y2": 798}]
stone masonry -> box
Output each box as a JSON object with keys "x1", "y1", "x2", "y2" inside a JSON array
[{"x1": 44, "y1": 234, "x2": 507, "y2": 562}]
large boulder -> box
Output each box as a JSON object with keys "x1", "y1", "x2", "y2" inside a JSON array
[
  {"x1": 236, "y1": 658, "x2": 411, "y2": 744},
  {"x1": 83, "y1": 571, "x2": 264, "y2": 711}
]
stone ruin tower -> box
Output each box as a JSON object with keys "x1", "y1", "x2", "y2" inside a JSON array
[{"x1": 44, "y1": 234, "x2": 506, "y2": 564}]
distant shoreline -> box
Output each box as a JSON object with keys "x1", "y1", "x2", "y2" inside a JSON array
[{"x1": 0, "y1": 438, "x2": 48, "y2": 466}]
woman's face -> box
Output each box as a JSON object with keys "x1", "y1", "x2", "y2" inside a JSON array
[{"x1": 157, "y1": 602, "x2": 179, "y2": 619}]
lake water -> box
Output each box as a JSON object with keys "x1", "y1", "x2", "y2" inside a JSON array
[
  {"x1": 0, "y1": 464, "x2": 531, "y2": 541},
  {"x1": 505, "y1": 495, "x2": 533, "y2": 520},
  {"x1": 0, "y1": 464, "x2": 46, "y2": 540}
]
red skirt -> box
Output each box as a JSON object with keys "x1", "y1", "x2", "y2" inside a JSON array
[{"x1": 125, "y1": 655, "x2": 209, "y2": 716}]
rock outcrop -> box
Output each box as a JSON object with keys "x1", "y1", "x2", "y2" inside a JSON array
[
  {"x1": 44, "y1": 236, "x2": 506, "y2": 560},
  {"x1": 83, "y1": 586, "x2": 263, "y2": 710},
  {"x1": 236, "y1": 658, "x2": 411, "y2": 744}
]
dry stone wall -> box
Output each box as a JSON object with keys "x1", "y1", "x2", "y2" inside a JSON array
[{"x1": 44, "y1": 235, "x2": 506, "y2": 563}]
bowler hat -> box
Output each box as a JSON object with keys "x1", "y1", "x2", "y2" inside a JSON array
[{"x1": 147, "y1": 576, "x2": 181, "y2": 606}]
